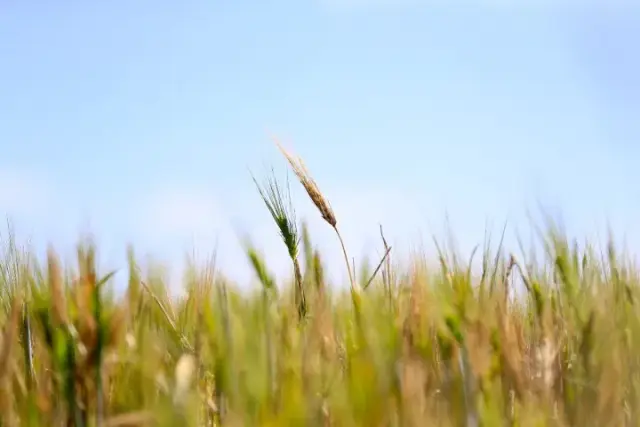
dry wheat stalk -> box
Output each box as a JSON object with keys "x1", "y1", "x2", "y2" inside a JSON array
[
  {"x1": 275, "y1": 141, "x2": 337, "y2": 228},
  {"x1": 47, "y1": 247, "x2": 68, "y2": 326},
  {"x1": 274, "y1": 139, "x2": 358, "y2": 295}
]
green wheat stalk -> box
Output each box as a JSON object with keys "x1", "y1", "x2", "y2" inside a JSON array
[{"x1": 251, "y1": 169, "x2": 306, "y2": 321}]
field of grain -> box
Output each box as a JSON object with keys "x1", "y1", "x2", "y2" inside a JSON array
[{"x1": 0, "y1": 145, "x2": 639, "y2": 426}]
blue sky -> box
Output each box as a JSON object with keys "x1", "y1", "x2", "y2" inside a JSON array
[{"x1": 1, "y1": 1, "x2": 639, "y2": 289}]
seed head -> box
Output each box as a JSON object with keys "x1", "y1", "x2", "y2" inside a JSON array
[
  {"x1": 252, "y1": 169, "x2": 299, "y2": 260},
  {"x1": 275, "y1": 140, "x2": 337, "y2": 228}
]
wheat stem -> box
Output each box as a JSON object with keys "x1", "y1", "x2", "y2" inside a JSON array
[{"x1": 333, "y1": 227, "x2": 356, "y2": 292}]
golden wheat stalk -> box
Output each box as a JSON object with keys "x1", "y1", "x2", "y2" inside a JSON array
[
  {"x1": 47, "y1": 247, "x2": 68, "y2": 326},
  {"x1": 0, "y1": 294, "x2": 21, "y2": 380},
  {"x1": 274, "y1": 141, "x2": 337, "y2": 228},
  {"x1": 273, "y1": 139, "x2": 357, "y2": 294}
]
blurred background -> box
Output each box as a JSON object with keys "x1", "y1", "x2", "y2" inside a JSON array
[{"x1": 1, "y1": 0, "x2": 639, "y2": 289}]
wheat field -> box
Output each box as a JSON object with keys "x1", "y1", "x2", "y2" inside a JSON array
[{"x1": 0, "y1": 144, "x2": 638, "y2": 426}]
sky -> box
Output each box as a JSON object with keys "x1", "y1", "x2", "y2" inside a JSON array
[{"x1": 1, "y1": 0, "x2": 639, "y2": 290}]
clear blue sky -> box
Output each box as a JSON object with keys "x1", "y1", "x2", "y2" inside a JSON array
[{"x1": 1, "y1": 1, "x2": 639, "y2": 288}]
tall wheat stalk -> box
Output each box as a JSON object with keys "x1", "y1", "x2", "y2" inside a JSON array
[
  {"x1": 252, "y1": 169, "x2": 307, "y2": 321},
  {"x1": 273, "y1": 141, "x2": 358, "y2": 299}
]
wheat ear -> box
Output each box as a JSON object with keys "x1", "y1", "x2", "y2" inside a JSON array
[{"x1": 274, "y1": 140, "x2": 357, "y2": 294}]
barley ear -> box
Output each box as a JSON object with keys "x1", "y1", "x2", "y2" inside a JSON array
[
  {"x1": 251, "y1": 170, "x2": 306, "y2": 319},
  {"x1": 273, "y1": 139, "x2": 359, "y2": 298},
  {"x1": 274, "y1": 141, "x2": 337, "y2": 228}
]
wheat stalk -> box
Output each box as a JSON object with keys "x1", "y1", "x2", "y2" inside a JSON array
[
  {"x1": 274, "y1": 140, "x2": 357, "y2": 295},
  {"x1": 251, "y1": 169, "x2": 307, "y2": 320},
  {"x1": 274, "y1": 142, "x2": 336, "y2": 228}
]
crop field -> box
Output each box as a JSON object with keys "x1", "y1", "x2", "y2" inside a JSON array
[{"x1": 0, "y1": 144, "x2": 639, "y2": 426}]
